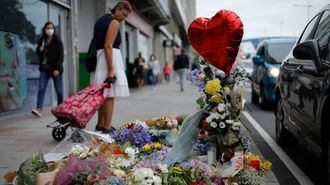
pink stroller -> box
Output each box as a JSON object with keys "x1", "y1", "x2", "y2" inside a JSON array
[{"x1": 47, "y1": 83, "x2": 110, "y2": 141}]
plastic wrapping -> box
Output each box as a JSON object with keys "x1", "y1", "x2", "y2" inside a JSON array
[
  {"x1": 164, "y1": 109, "x2": 205, "y2": 165},
  {"x1": 45, "y1": 129, "x2": 113, "y2": 162}
]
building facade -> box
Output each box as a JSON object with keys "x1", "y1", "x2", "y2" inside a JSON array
[
  {"x1": 0, "y1": 0, "x2": 196, "y2": 115},
  {"x1": 0, "y1": 0, "x2": 78, "y2": 116}
]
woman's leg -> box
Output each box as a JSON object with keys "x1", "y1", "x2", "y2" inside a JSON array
[
  {"x1": 103, "y1": 97, "x2": 114, "y2": 129},
  {"x1": 95, "y1": 105, "x2": 104, "y2": 131},
  {"x1": 52, "y1": 74, "x2": 63, "y2": 105},
  {"x1": 36, "y1": 70, "x2": 50, "y2": 110}
]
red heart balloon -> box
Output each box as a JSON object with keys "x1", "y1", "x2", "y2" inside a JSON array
[{"x1": 188, "y1": 10, "x2": 244, "y2": 75}]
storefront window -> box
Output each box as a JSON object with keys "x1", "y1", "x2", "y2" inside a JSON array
[{"x1": 0, "y1": 0, "x2": 49, "y2": 113}]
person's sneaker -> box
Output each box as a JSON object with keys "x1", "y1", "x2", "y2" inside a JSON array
[
  {"x1": 95, "y1": 125, "x2": 104, "y2": 132},
  {"x1": 31, "y1": 109, "x2": 42, "y2": 118}
]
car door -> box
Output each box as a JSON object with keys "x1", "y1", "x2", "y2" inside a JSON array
[
  {"x1": 281, "y1": 13, "x2": 322, "y2": 136},
  {"x1": 294, "y1": 10, "x2": 330, "y2": 145}
]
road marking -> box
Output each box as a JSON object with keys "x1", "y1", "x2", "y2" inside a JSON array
[{"x1": 242, "y1": 111, "x2": 314, "y2": 185}]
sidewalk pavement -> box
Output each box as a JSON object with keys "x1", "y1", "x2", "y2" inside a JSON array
[{"x1": 0, "y1": 80, "x2": 279, "y2": 184}]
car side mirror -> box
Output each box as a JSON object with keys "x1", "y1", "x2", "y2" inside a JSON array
[
  {"x1": 293, "y1": 40, "x2": 321, "y2": 69},
  {"x1": 252, "y1": 55, "x2": 263, "y2": 65}
]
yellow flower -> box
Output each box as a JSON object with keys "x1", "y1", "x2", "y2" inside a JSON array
[
  {"x1": 209, "y1": 93, "x2": 223, "y2": 103},
  {"x1": 261, "y1": 160, "x2": 272, "y2": 171},
  {"x1": 153, "y1": 142, "x2": 162, "y2": 150},
  {"x1": 143, "y1": 144, "x2": 151, "y2": 151},
  {"x1": 205, "y1": 79, "x2": 221, "y2": 95},
  {"x1": 173, "y1": 166, "x2": 183, "y2": 172}
]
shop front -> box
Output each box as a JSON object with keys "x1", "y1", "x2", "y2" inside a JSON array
[{"x1": 0, "y1": 0, "x2": 72, "y2": 115}]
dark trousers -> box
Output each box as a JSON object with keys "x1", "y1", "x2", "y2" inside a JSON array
[{"x1": 37, "y1": 70, "x2": 63, "y2": 109}]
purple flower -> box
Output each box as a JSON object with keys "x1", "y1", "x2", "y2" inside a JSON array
[
  {"x1": 192, "y1": 140, "x2": 210, "y2": 155},
  {"x1": 110, "y1": 125, "x2": 152, "y2": 148},
  {"x1": 187, "y1": 69, "x2": 206, "y2": 91},
  {"x1": 182, "y1": 160, "x2": 211, "y2": 177}
]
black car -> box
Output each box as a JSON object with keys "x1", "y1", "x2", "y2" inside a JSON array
[{"x1": 275, "y1": 4, "x2": 330, "y2": 183}]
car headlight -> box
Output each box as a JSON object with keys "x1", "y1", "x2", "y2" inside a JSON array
[{"x1": 268, "y1": 68, "x2": 279, "y2": 78}]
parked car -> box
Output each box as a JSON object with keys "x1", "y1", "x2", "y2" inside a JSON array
[
  {"x1": 251, "y1": 38, "x2": 296, "y2": 108},
  {"x1": 275, "y1": 4, "x2": 330, "y2": 183}
]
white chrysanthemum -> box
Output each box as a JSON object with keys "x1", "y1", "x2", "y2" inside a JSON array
[
  {"x1": 219, "y1": 112, "x2": 227, "y2": 120},
  {"x1": 210, "y1": 122, "x2": 217, "y2": 128},
  {"x1": 232, "y1": 122, "x2": 241, "y2": 131},
  {"x1": 219, "y1": 122, "x2": 226, "y2": 129},
  {"x1": 125, "y1": 147, "x2": 138, "y2": 160},
  {"x1": 206, "y1": 115, "x2": 213, "y2": 123},
  {"x1": 211, "y1": 112, "x2": 220, "y2": 120},
  {"x1": 153, "y1": 176, "x2": 162, "y2": 185},
  {"x1": 217, "y1": 103, "x2": 226, "y2": 112},
  {"x1": 226, "y1": 120, "x2": 234, "y2": 124}
]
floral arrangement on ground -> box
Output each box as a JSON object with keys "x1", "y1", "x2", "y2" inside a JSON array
[{"x1": 4, "y1": 58, "x2": 272, "y2": 185}]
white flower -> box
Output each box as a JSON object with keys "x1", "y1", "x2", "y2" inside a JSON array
[
  {"x1": 153, "y1": 176, "x2": 162, "y2": 185},
  {"x1": 211, "y1": 112, "x2": 220, "y2": 120},
  {"x1": 79, "y1": 153, "x2": 87, "y2": 159},
  {"x1": 226, "y1": 120, "x2": 234, "y2": 124},
  {"x1": 219, "y1": 122, "x2": 226, "y2": 129},
  {"x1": 125, "y1": 147, "x2": 137, "y2": 160},
  {"x1": 210, "y1": 122, "x2": 217, "y2": 128},
  {"x1": 157, "y1": 164, "x2": 168, "y2": 173},
  {"x1": 217, "y1": 103, "x2": 226, "y2": 112},
  {"x1": 232, "y1": 122, "x2": 241, "y2": 131},
  {"x1": 133, "y1": 168, "x2": 155, "y2": 185},
  {"x1": 219, "y1": 112, "x2": 227, "y2": 120},
  {"x1": 206, "y1": 115, "x2": 214, "y2": 123}
]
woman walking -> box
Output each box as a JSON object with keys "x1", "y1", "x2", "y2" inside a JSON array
[{"x1": 32, "y1": 22, "x2": 64, "y2": 118}]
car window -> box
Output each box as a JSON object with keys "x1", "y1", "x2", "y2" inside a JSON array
[
  {"x1": 314, "y1": 10, "x2": 330, "y2": 60},
  {"x1": 257, "y1": 46, "x2": 265, "y2": 57},
  {"x1": 298, "y1": 13, "x2": 321, "y2": 43},
  {"x1": 268, "y1": 42, "x2": 295, "y2": 64}
]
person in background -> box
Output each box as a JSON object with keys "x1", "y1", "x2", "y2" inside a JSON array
[
  {"x1": 191, "y1": 56, "x2": 201, "y2": 71},
  {"x1": 148, "y1": 54, "x2": 160, "y2": 89},
  {"x1": 163, "y1": 61, "x2": 172, "y2": 82},
  {"x1": 175, "y1": 48, "x2": 189, "y2": 92},
  {"x1": 133, "y1": 52, "x2": 146, "y2": 88},
  {"x1": 90, "y1": 1, "x2": 132, "y2": 133},
  {"x1": 32, "y1": 22, "x2": 64, "y2": 118}
]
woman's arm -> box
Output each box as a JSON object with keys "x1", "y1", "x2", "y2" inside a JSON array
[
  {"x1": 55, "y1": 38, "x2": 64, "y2": 71},
  {"x1": 104, "y1": 19, "x2": 119, "y2": 80}
]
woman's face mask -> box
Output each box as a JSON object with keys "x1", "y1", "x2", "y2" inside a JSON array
[{"x1": 45, "y1": 28, "x2": 54, "y2": 36}]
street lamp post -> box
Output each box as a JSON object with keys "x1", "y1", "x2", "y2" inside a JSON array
[{"x1": 293, "y1": 1, "x2": 312, "y2": 22}]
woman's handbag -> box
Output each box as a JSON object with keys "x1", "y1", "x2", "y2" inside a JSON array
[{"x1": 85, "y1": 38, "x2": 97, "y2": 73}]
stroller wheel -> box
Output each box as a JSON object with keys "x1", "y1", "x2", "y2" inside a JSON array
[{"x1": 52, "y1": 127, "x2": 66, "y2": 141}]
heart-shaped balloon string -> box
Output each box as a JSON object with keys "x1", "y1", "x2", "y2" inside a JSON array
[{"x1": 188, "y1": 10, "x2": 244, "y2": 75}]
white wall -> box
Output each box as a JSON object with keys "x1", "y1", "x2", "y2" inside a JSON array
[{"x1": 77, "y1": 0, "x2": 97, "y2": 52}]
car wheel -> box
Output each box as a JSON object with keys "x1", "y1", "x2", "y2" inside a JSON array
[
  {"x1": 251, "y1": 85, "x2": 259, "y2": 104},
  {"x1": 275, "y1": 98, "x2": 289, "y2": 145}
]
